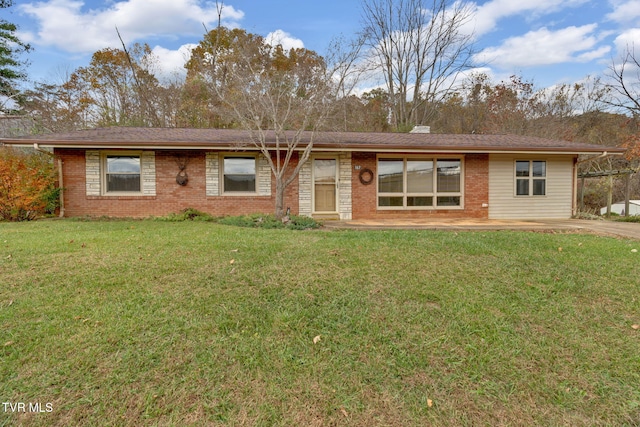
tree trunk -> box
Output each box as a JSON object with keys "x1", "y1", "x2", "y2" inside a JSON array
[{"x1": 274, "y1": 177, "x2": 286, "y2": 220}]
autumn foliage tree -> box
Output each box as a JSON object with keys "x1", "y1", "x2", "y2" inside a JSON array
[
  {"x1": 21, "y1": 72, "x2": 94, "y2": 132},
  {"x1": 21, "y1": 43, "x2": 178, "y2": 130},
  {"x1": 0, "y1": 147, "x2": 59, "y2": 221},
  {"x1": 182, "y1": 27, "x2": 266, "y2": 128},
  {"x1": 73, "y1": 44, "x2": 164, "y2": 127}
]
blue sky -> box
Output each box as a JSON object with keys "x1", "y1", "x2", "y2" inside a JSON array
[{"x1": 6, "y1": 0, "x2": 640, "y2": 91}]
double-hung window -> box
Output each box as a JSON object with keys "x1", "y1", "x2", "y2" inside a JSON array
[
  {"x1": 515, "y1": 160, "x2": 546, "y2": 196},
  {"x1": 222, "y1": 156, "x2": 256, "y2": 193},
  {"x1": 377, "y1": 157, "x2": 462, "y2": 209},
  {"x1": 105, "y1": 154, "x2": 141, "y2": 193}
]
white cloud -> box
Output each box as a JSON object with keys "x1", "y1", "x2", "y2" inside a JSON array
[
  {"x1": 606, "y1": 0, "x2": 640, "y2": 24},
  {"x1": 604, "y1": 2, "x2": 640, "y2": 58},
  {"x1": 576, "y1": 46, "x2": 612, "y2": 62},
  {"x1": 474, "y1": 24, "x2": 609, "y2": 68},
  {"x1": 265, "y1": 30, "x2": 304, "y2": 50},
  {"x1": 466, "y1": 0, "x2": 590, "y2": 37},
  {"x1": 613, "y1": 28, "x2": 640, "y2": 52},
  {"x1": 19, "y1": 0, "x2": 244, "y2": 53},
  {"x1": 151, "y1": 43, "x2": 197, "y2": 80}
]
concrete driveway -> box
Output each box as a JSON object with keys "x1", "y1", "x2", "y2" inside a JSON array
[
  {"x1": 322, "y1": 218, "x2": 640, "y2": 240},
  {"x1": 540, "y1": 219, "x2": 640, "y2": 240}
]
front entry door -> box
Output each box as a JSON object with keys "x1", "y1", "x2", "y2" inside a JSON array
[{"x1": 314, "y1": 159, "x2": 337, "y2": 212}]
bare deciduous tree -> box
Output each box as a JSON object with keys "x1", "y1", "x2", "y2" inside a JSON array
[
  {"x1": 360, "y1": 0, "x2": 476, "y2": 130},
  {"x1": 188, "y1": 19, "x2": 340, "y2": 218},
  {"x1": 605, "y1": 45, "x2": 640, "y2": 169},
  {"x1": 607, "y1": 44, "x2": 640, "y2": 117},
  {"x1": 222, "y1": 45, "x2": 337, "y2": 219}
]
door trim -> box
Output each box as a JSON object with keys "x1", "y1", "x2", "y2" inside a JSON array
[{"x1": 311, "y1": 156, "x2": 339, "y2": 215}]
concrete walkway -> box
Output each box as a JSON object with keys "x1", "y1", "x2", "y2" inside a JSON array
[{"x1": 322, "y1": 218, "x2": 640, "y2": 240}]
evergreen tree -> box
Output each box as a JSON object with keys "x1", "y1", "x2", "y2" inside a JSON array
[{"x1": 1, "y1": 0, "x2": 32, "y2": 112}]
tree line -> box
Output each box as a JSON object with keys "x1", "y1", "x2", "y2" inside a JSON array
[{"x1": 14, "y1": 37, "x2": 639, "y2": 140}]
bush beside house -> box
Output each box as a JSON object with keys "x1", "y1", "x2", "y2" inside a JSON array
[{"x1": 0, "y1": 147, "x2": 59, "y2": 221}]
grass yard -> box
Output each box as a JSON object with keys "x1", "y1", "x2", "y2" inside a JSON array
[{"x1": 1, "y1": 219, "x2": 639, "y2": 426}]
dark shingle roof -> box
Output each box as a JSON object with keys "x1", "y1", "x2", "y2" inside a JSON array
[{"x1": 0, "y1": 127, "x2": 623, "y2": 154}]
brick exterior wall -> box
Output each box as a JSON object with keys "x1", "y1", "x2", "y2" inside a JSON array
[
  {"x1": 56, "y1": 148, "x2": 489, "y2": 219},
  {"x1": 56, "y1": 149, "x2": 299, "y2": 218},
  {"x1": 351, "y1": 152, "x2": 489, "y2": 219}
]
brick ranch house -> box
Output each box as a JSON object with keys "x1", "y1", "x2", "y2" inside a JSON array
[{"x1": 0, "y1": 127, "x2": 624, "y2": 220}]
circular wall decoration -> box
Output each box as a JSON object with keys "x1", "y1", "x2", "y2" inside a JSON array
[
  {"x1": 358, "y1": 168, "x2": 374, "y2": 185},
  {"x1": 176, "y1": 170, "x2": 189, "y2": 186}
]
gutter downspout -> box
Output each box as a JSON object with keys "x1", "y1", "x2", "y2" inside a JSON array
[
  {"x1": 34, "y1": 143, "x2": 65, "y2": 218},
  {"x1": 572, "y1": 156, "x2": 578, "y2": 217}
]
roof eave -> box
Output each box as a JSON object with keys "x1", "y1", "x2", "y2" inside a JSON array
[{"x1": 1, "y1": 139, "x2": 624, "y2": 155}]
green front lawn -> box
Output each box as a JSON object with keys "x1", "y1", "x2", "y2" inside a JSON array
[{"x1": 1, "y1": 220, "x2": 639, "y2": 426}]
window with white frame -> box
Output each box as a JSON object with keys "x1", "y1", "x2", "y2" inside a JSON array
[
  {"x1": 222, "y1": 156, "x2": 256, "y2": 193},
  {"x1": 515, "y1": 160, "x2": 546, "y2": 196},
  {"x1": 377, "y1": 157, "x2": 462, "y2": 209},
  {"x1": 104, "y1": 154, "x2": 141, "y2": 193}
]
